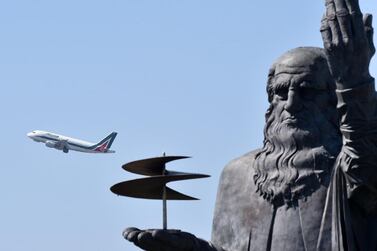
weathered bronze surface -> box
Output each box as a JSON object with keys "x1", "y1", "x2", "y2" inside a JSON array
[
  {"x1": 123, "y1": 0, "x2": 377, "y2": 250},
  {"x1": 112, "y1": 156, "x2": 209, "y2": 200},
  {"x1": 122, "y1": 156, "x2": 190, "y2": 176},
  {"x1": 112, "y1": 155, "x2": 209, "y2": 230},
  {"x1": 111, "y1": 173, "x2": 209, "y2": 200}
]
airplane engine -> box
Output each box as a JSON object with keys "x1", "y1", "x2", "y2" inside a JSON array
[{"x1": 45, "y1": 141, "x2": 56, "y2": 148}]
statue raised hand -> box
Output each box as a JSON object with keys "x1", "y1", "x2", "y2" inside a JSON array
[{"x1": 320, "y1": 0, "x2": 375, "y2": 88}]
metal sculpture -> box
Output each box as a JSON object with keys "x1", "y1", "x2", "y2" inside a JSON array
[{"x1": 111, "y1": 155, "x2": 210, "y2": 229}]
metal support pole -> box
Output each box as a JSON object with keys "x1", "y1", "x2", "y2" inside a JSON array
[
  {"x1": 162, "y1": 152, "x2": 167, "y2": 230},
  {"x1": 163, "y1": 184, "x2": 167, "y2": 230}
]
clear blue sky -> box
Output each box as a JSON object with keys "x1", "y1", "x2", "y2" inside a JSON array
[{"x1": 1, "y1": 1, "x2": 376, "y2": 250}]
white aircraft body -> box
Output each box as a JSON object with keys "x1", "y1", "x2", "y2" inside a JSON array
[{"x1": 27, "y1": 130, "x2": 117, "y2": 153}]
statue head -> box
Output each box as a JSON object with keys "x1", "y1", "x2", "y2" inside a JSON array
[{"x1": 254, "y1": 47, "x2": 342, "y2": 206}]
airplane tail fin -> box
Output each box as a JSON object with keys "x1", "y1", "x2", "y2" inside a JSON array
[{"x1": 92, "y1": 132, "x2": 117, "y2": 153}]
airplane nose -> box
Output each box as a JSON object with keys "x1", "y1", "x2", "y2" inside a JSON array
[{"x1": 27, "y1": 132, "x2": 33, "y2": 138}]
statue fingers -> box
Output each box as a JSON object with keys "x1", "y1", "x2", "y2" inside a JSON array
[
  {"x1": 363, "y1": 14, "x2": 375, "y2": 56},
  {"x1": 133, "y1": 231, "x2": 162, "y2": 251},
  {"x1": 123, "y1": 227, "x2": 141, "y2": 242},
  {"x1": 321, "y1": 14, "x2": 333, "y2": 51},
  {"x1": 333, "y1": 0, "x2": 353, "y2": 49},
  {"x1": 344, "y1": 0, "x2": 362, "y2": 17},
  {"x1": 325, "y1": 0, "x2": 343, "y2": 48},
  {"x1": 344, "y1": 0, "x2": 365, "y2": 40}
]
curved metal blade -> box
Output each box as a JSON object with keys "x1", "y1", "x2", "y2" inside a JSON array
[
  {"x1": 110, "y1": 173, "x2": 210, "y2": 200},
  {"x1": 122, "y1": 156, "x2": 190, "y2": 176}
]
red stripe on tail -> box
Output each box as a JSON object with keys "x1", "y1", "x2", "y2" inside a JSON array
[{"x1": 95, "y1": 142, "x2": 108, "y2": 152}]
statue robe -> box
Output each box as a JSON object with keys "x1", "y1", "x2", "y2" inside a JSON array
[{"x1": 211, "y1": 80, "x2": 377, "y2": 251}]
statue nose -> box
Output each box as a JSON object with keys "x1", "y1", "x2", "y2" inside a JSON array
[{"x1": 284, "y1": 89, "x2": 302, "y2": 113}]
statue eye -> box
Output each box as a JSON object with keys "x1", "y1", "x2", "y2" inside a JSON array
[
  {"x1": 274, "y1": 87, "x2": 288, "y2": 100},
  {"x1": 299, "y1": 87, "x2": 315, "y2": 100}
]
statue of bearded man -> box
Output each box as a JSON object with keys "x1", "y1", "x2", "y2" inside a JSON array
[{"x1": 124, "y1": 0, "x2": 377, "y2": 250}]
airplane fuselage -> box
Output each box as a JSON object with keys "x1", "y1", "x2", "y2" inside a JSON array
[{"x1": 27, "y1": 130, "x2": 117, "y2": 153}]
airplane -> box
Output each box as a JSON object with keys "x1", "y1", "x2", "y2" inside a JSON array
[{"x1": 27, "y1": 130, "x2": 117, "y2": 153}]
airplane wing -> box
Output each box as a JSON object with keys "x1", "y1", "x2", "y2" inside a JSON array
[{"x1": 54, "y1": 139, "x2": 70, "y2": 152}]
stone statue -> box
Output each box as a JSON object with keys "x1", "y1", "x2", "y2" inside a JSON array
[{"x1": 124, "y1": 0, "x2": 377, "y2": 250}]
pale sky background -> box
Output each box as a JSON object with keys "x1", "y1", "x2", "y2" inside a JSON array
[{"x1": 1, "y1": 1, "x2": 376, "y2": 251}]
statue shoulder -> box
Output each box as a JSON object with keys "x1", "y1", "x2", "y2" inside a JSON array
[
  {"x1": 212, "y1": 149, "x2": 273, "y2": 251},
  {"x1": 221, "y1": 150, "x2": 259, "y2": 180},
  {"x1": 214, "y1": 150, "x2": 260, "y2": 203}
]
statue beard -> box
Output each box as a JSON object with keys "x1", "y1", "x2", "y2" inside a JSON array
[{"x1": 253, "y1": 102, "x2": 342, "y2": 206}]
